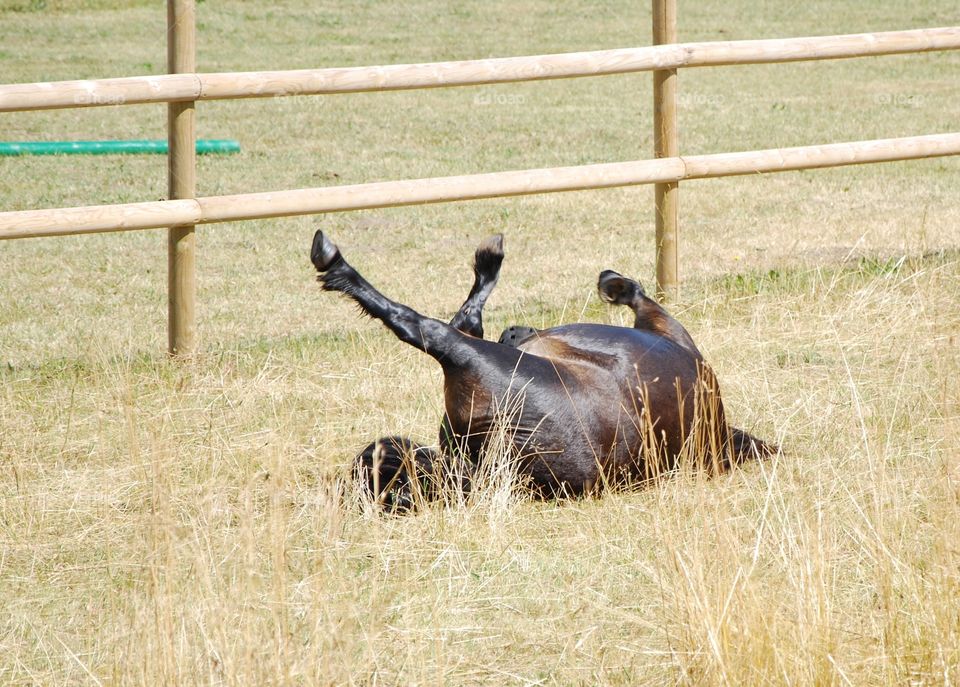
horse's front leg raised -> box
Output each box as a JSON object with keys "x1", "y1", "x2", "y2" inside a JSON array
[
  {"x1": 448, "y1": 234, "x2": 504, "y2": 339},
  {"x1": 313, "y1": 231, "x2": 491, "y2": 509},
  {"x1": 312, "y1": 231, "x2": 476, "y2": 365}
]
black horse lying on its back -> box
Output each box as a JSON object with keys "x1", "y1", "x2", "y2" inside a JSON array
[{"x1": 312, "y1": 231, "x2": 776, "y2": 509}]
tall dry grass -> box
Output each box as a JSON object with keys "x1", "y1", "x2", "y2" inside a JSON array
[{"x1": 3, "y1": 252, "x2": 959, "y2": 684}]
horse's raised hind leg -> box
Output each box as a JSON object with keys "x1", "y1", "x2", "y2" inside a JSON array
[
  {"x1": 596, "y1": 270, "x2": 700, "y2": 355},
  {"x1": 598, "y1": 269, "x2": 730, "y2": 468},
  {"x1": 597, "y1": 270, "x2": 781, "y2": 468},
  {"x1": 449, "y1": 234, "x2": 505, "y2": 339}
]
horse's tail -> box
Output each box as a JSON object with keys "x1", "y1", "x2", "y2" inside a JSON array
[{"x1": 730, "y1": 427, "x2": 779, "y2": 464}]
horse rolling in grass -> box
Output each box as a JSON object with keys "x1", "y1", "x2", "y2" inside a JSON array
[{"x1": 311, "y1": 230, "x2": 776, "y2": 510}]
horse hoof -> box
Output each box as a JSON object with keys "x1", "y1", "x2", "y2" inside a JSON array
[
  {"x1": 597, "y1": 270, "x2": 644, "y2": 304},
  {"x1": 478, "y1": 233, "x2": 504, "y2": 258},
  {"x1": 311, "y1": 230, "x2": 340, "y2": 272},
  {"x1": 498, "y1": 325, "x2": 538, "y2": 347},
  {"x1": 474, "y1": 233, "x2": 505, "y2": 275}
]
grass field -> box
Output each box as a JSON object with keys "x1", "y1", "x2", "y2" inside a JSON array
[{"x1": 2, "y1": 1, "x2": 960, "y2": 684}]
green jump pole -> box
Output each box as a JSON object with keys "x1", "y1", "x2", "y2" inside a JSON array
[{"x1": 0, "y1": 139, "x2": 240, "y2": 156}]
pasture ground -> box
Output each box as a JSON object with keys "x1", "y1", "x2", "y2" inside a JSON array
[{"x1": 2, "y1": 0, "x2": 959, "y2": 684}]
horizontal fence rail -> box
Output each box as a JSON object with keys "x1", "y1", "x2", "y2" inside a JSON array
[
  {"x1": 2, "y1": 132, "x2": 958, "y2": 241},
  {"x1": 4, "y1": 6, "x2": 959, "y2": 352},
  {"x1": 1, "y1": 26, "x2": 958, "y2": 113}
]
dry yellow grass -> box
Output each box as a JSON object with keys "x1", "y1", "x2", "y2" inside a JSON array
[{"x1": 2, "y1": 0, "x2": 960, "y2": 684}]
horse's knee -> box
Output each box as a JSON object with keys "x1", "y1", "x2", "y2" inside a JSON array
[{"x1": 354, "y1": 436, "x2": 440, "y2": 512}]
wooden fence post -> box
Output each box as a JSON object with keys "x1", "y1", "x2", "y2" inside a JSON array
[
  {"x1": 653, "y1": 0, "x2": 678, "y2": 301},
  {"x1": 167, "y1": 0, "x2": 197, "y2": 355}
]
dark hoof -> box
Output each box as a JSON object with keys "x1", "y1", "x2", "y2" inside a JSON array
[
  {"x1": 498, "y1": 325, "x2": 538, "y2": 347},
  {"x1": 597, "y1": 270, "x2": 644, "y2": 304},
  {"x1": 311, "y1": 230, "x2": 341, "y2": 272}
]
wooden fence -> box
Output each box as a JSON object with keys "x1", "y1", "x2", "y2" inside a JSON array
[{"x1": 1, "y1": 0, "x2": 959, "y2": 354}]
